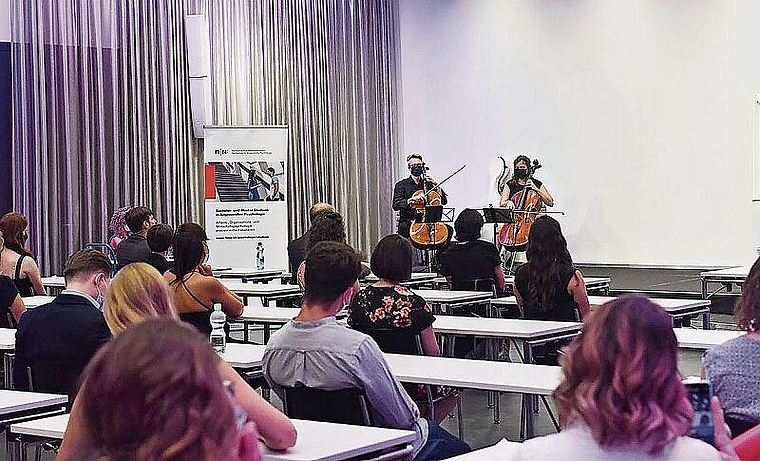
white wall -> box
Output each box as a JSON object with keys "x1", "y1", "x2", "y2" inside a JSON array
[{"x1": 399, "y1": 0, "x2": 760, "y2": 267}]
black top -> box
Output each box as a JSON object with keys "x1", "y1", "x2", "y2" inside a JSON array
[
  {"x1": 12, "y1": 255, "x2": 36, "y2": 297},
  {"x1": 438, "y1": 240, "x2": 501, "y2": 294},
  {"x1": 347, "y1": 285, "x2": 436, "y2": 341},
  {"x1": 287, "y1": 232, "x2": 308, "y2": 278},
  {"x1": 0, "y1": 275, "x2": 19, "y2": 328},
  {"x1": 14, "y1": 292, "x2": 112, "y2": 395},
  {"x1": 506, "y1": 177, "x2": 544, "y2": 202},
  {"x1": 146, "y1": 252, "x2": 172, "y2": 275},
  {"x1": 514, "y1": 262, "x2": 579, "y2": 321},
  {"x1": 116, "y1": 234, "x2": 151, "y2": 267},
  {"x1": 392, "y1": 177, "x2": 448, "y2": 237}
]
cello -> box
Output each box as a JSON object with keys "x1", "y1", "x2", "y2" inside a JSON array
[
  {"x1": 498, "y1": 159, "x2": 545, "y2": 251},
  {"x1": 409, "y1": 165, "x2": 466, "y2": 250}
]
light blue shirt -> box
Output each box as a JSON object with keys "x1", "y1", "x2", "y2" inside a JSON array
[
  {"x1": 60, "y1": 289, "x2": 100, "y2": 310},
  {"x1": 263, "y1": 316, "x2": 428, "y2": 457}
]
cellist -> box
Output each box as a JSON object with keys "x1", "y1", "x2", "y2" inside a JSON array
[
  {"x1": 499, "y1": 155, "x2": 554, "y2": 210},
  {"x1": 392, "y1": 153, "x2": 448, "y2": 238}
]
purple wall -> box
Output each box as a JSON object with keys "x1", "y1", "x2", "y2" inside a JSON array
[{"x1": 0, "y1": 42, "x2": 10, "y2": 216}]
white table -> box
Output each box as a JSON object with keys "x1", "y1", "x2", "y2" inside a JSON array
[
  {"x1": 385, "y1": 353, "x2": 561, "y2": 439},
  {"x1": 362, "y1": 272, "x2": 438, "y2": 288},
  {"x1": 261, "y1": 419, "x2": 415, "y2": 460},
  {"x1": 443, "y1": 438, "x2": 521, "y2": 460},
  {"x1": 233, "y1": 307, "x2": 300, "y2": 343},
  {"x1": 214, "y1": 267, "x2": 283, "y2": 283},
  {"x1": 675, "y1": 329, "x2": 743, "y2": 349},
  {"x1": 413, "y1": 289, "x2": 492, "y2": 314},
  {"x1": 220, "y1": 280, "x2": 302, "y2": 305},
  {"x1": 40, "y1": 276, "x2": 65, "y2": 290},
  {"x1": 11, "y1": 415, "x2": 416, "y2": 461},
  {"x1": 22, "y1": 296, "x2": 55, "y2": 308},
  {"x1": 492, "y1": 295, "x2": 712, "y2": 329},
  {"x1": 700, "y1": 265, "x2": 751, "y2": 299},
  {"x1": 220, "y1": 343, "x2": 266, "y2": 369}
]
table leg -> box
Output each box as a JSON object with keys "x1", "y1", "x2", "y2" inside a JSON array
[
  {"x1": 701, "y1": 278, "x2": 708, "y2": 300},
  {"x1": 264, "y1": 325, "x2": 271, "y2": 344},
  {"x1": 703, "y1": 309, "x2": 711, "y2": 330},
  {"x1": 3, "y1": 353, "x2": 13, "y2": 389}
]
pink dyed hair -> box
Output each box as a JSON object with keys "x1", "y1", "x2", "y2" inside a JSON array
[{"x1": 553, "y1": 294, "x2": 693, "y2": 454}]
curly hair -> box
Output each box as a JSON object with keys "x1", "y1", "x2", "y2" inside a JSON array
[
  {"x1": 734, "y1": 257, "x2": 760, "y2": 331},
  {"x1": 108, "y1": 207, "x2": 132, "y2": 239},
  {"x1": 79, "y1": 319, "x2": 240, "y2": 460},
  {"x1": 0, "y1": 212, "x2": 32, "y2": 257},
  {"x1": 305, "y1": 211, "x2": 346, "y2": 255},
  {"x1": 524, "y1": 216, "x2": 574, "y2": 312},
  {"x1": 104, "y1": 263, "x2": 177, "y2": 335},
  {"x1": 554, "y1": 295, "x2": 692, "y2": 455}
]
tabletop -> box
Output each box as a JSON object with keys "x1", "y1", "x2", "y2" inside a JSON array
[
  {"x1": 219, "y1": 343, "x2": 266, "y2": 369},
  {"x1": 11, "y1": 413, "x2": 69, "y2": 438},
  {"x1": 259, "y1": 419, "x2": 415, "y2": 461},
  {"x1": 433, "y1": 316, "x2": 582, "y2": 339},
  {"x1": 363, "y1": 272, "x2": 438, "y2": 283},
  {"x1": 443, "y1": 438, "x2": 521, "y2": 460},
  {"x1": 385, "y1": 354, "x2": 562, "y2": 394},
  {"x1": 0, "y1": 389, "x2": 67, "y2": 416},
  {"x1": 213, "y1": 268, "x2": 283, "y2": 279},
  {"x1": 236, "y1": 306, "x2": 301, "y2": 323},
  {"x1": 221, "y1": 281, "x2": 302, "y2": 296},
  {"x1": 0, "y1": 328, "x2": 15, "y2": 350},
  {"x1": 699, "y1": 266, "x2": 752, "y2": 279},
  {"x1": 675, "y1": 329, "x2": 743, "y2": 349},
  {"x1": 22, "y1": 296, "x2": 55, "y2": 308},
  {"x1": 492, "y1": 295, "x2": 710, "y2": 312},
  {"x1": 412, "y1": 289, "x2": 492, "y2": 304},
  {"x1": 40, "y1": 276, "x2": 65, "y2": 288}
]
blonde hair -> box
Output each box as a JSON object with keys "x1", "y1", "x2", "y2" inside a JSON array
[{"x1": 104, "y1": 263, "x2": 177, "y2": 334}]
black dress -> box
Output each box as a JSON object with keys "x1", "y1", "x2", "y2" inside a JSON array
[{"x1": 0, "y1": 275, "x2": 19, "y2": 328}]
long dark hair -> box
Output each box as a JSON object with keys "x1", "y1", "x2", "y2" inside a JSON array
[
  {"x1": 170, "y1": 229, "x2": 205, "y2": 283},
  {"x1": 525, "y1": 215, "x2": 574, "y2": 312},
  {"x1": 0, "y1": 213, "x2": 32, "y2": 257}
]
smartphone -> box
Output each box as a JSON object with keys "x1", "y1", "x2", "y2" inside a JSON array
[{"x1": 684, "y1": 380, "x2": 715, "y2": 447}]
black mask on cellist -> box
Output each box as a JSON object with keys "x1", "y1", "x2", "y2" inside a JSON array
[
  {"x1": 410, "y1": 165, "x2": 425, "y2": 177},
  {"x1": 514, "y1": 168, "x2": 528, "y2": 179}
]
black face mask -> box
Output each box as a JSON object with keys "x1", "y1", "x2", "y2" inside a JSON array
[
  {"x1": 514, "y1": 168, "x2": 528, "y2": 179},
  {"x1": 410, "y1": 165, "x2": 425, "y2": 177}
]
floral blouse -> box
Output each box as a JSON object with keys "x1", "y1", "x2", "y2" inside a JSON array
[{"x1": 347, "y1": 284, "x2": 435, "y2": 333}]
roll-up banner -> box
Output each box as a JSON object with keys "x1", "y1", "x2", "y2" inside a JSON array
[{"x1": 203, "y1": 126, "x2": 289, "y2": 271}]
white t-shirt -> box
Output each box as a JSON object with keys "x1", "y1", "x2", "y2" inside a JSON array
[{"x1": 511, "y1": 424, "x2": 720, "y2": 461}]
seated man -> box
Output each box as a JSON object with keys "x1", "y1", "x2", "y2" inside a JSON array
[
  {"x1": 287, "y1": 202, "x2": 334, "y2": 279},
  {"x1": 146, "y1": 223, "x2": 173, "y2": 274},
  {"x1": 116, "y1": 206, "x2": 156, "y2": 267},
  {"x1": 263, "y1": 241, "x2": 469, "y2": 460},
  {"x1": 14, "y1": 249, "x2": 113, "y2": 397}
]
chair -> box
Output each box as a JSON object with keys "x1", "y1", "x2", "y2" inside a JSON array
[
  {"x1": 84, "y1": 243, "x2": 118, "y2": 275},
  {"x1": 281, "y1": 386, "x2": 372, "y2": 426},
  {"x1": 359, "y1": 327, "x2": 465, "y2": 438},
  {"x1": 22, "y1": 361, "x2": 80, "y2": 403}
]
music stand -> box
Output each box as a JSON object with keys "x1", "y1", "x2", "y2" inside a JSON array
[{"x1": 482, "y1": 207, "x2": 515, "y2": 273}]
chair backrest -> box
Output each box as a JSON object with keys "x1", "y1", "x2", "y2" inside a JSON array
[
  {"x1": 24, "y1": 361, "x2": 81, "y2": 401},
  {"x1": 281, "y1": 386, "x2": 372, "y2": 426},
  {"x1": 451, "y1": 278, "x2": 497, "y2": 297},
  {"x1": 357, "y1": 327, "x2": 423, "y2": 356}
]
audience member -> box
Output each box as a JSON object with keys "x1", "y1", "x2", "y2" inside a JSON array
[
  {"x1": 287, "y1": 202, "x2": 335, "y2": 278},
  {"x1": 264, "y1": 241, "x2": 470, "y2": 460},
  {"x1": 56, "y1": 263, "x2": 296, "y2": 457},
  {"x1": 348, "y1": 235, "x2": 457, "y2": 421},
  {"x1": 0, "y1": 274, "x2": 24, "y2": 328},
  {"x1": 107, "y1": 206, "x2": 131, "y2": 251},
  {"x1": 58, "y1": 319, "x2": 263, "y2": 461},
  {"x1": 116, "y1": 206, "x2": 156, "y2": 267},
  {"x1": 0, "y1": 213, "x2": 45, "y2": 296},
  {"x1": 296, "y1": 210, "x2": 346, "y2": 287},
  {"x1": 512, "y1": 295, "x2": 728, "y2": 460},
  {"x1": 146, "y1": 223, "x2": 173, "y2": 274},
  {"x1": 703, "y1": 257, "x2": 760, "y2": 437},
  {"x1": 14, "y1": 249, "x2": 112, "y2": 396},
  {"x1": 438, "y1": 208, "x2": 506, "y2": 295},
  {"x1": 166, "y1": 225, "x2": 243, "y2": 334}
]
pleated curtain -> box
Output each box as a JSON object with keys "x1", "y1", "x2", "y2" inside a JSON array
[{"x1": 12, "y1": 0, "x2": 400, "y2": 274}]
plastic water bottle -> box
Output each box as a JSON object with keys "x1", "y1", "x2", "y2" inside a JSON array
[{"x1": 210, "y1": 302, "x2": 226, "y2": 353}]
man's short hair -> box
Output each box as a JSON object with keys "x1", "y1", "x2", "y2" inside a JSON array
[
  {"x1": 370, "y1": 234, "x2": 413, "y2": 282},
  {"x1": 267, "y1": 167, "x2": 275, "y2": 174},
  {"x1": 124, "y1": 206, "x2": 153, "y2": 233},
  {"x1": 146, "y1": 224, "x2": 173, "y2": 253},
  {"x1": 303, "y1": 242, "x2": 361, "y2": 304},
  {"x1": 406, "y1": 153, "x2": 423, "y2": 163},
  {"x1": 308, "y1": 203, "x2": 335, "y2": 222},
  {"x1": 64, "y1": 249, "x2": 113, "y2": 282},
  {"x1": 454, "y1": 208, "x2": 484, "y2": 242}
]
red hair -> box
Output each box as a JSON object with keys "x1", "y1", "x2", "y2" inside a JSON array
[
  {"x1": 0, "y1": 212, "x2": 31, "y2": 257},
  {"x1": 553, "y1": 295, "x2": 692, "y2": 454}
]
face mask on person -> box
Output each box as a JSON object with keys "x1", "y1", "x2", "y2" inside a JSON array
[
  {"x1": 95, "y1": 274, "x2": 107, "y2": 310},
  {"x1": 410, "y1": 164, "x2": 425, "y2": 177},
  {"x1": 514, "y1": 168, "x2": 528, "y2": 179}
]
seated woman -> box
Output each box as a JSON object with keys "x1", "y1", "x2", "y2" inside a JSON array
[
  {"x1": 165, "y1": 225, "x2": 244, "y2": 334},
  {"x1": 61, "y1": 319, "x2": 263, "y2": 461},
  {"x1": 0, "y1": 274, "x2": 24, "y2": 328},
  {"x1": 0, "y1": 213, "x2": 45, "y2": 296},
  {"x1": 437, "y1": 208, "x2": 506, "y2": 296},
  {"x1": 513, "y1": 216, "x2": 589, "y2": 364},
  {"x1": 107, "y1": 206, "x2": 131, "y2": 251},
  {"x1": 56, "y1": 263, "x2": 296, "y2": 460},
  {"x1": 703, "y1": 257, "x2": 760, "y2": 437},
  {"x1": 513, "y1": 295, "x2": 726, "y2": 460},
  {"x1": 348, "y1": 234, "x2": 456, "y2": 421}
]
